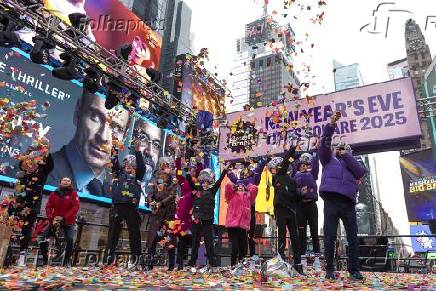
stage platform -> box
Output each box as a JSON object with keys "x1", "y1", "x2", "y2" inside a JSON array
[{"x1": 0, "y1": 266, "x2": 434, "y2": 290}]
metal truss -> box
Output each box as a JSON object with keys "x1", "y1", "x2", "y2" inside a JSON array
[{"x1": 0, "y1": 0, "x2": 195, "y2": 123}]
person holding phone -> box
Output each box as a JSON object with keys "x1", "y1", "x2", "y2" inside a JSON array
[{"x1": 319, "y1": 112, "x2": 367, "y2": 280}]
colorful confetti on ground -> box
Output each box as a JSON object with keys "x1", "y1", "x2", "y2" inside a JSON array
[{"x1": 0, "y1": 266, "x2": 434, "y2": 290}]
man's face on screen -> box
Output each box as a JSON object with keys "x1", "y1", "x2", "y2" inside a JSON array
[
  {"x1": 138, "y1": 122, "x2": 161, "y2": 169},
  {"x1": 75, "y1": 92, "x2": 129, "y2": 174}
]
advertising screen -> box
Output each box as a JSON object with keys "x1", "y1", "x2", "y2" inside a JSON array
[
  {"x1": 219, "y1": 78, "x2": 422, "y2": 161},
  {"x1": 400, "y1": 149, "x2": 436, "y2": 222},
  {"x1": 245, "y1": 17, "x2": 271, "y2": 46},
  {"x1": 0, "y1": 47, "x2": 178, "y2": 209},
  {"x1": 174, "y1": 54, "x2": 226, "y2": 118},
  {"x1": 18, "y1": 0, "x2": 162, "y2": 72},
  {"x1": 409, "y1": 225, "x2": 436, "y2": 253}
]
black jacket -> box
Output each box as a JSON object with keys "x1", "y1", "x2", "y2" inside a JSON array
[
  {"x1": 187, "y1": 169, "x2": 227, "y2": 221},
  {"x1": 17, "y1": 154, "x2": 54, "y2": 210},
  {"x1": 110, "y1": 150, "x2": 145, "y2": 205},
  {"x1": 272, "y1": 147, "x2": 301, "y2": 215}
]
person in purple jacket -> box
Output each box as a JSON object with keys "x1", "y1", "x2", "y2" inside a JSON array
[
  {"x1": 319, "y1": 113, "x2": 367, "y2": 280},
  {"x1": 294, "y1": 150, "x2": 321, "y2": 272},
  {"x1": 227, "y1": 158, "x2": 267, "y2": 257}
]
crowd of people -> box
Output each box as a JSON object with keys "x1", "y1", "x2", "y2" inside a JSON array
[{"x1": 7, "y1": 112, "x2": 368, "y2": 280}]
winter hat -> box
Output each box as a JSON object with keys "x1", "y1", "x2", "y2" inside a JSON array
[
  {"x1": 267, "y1": 157, "x2": 283, "y2": 170},
  {"x1": 334, "y1": 142, "x2": 352, "y2": 153},
  {"x1": 198, "y1": 168, "x2": 215, "y2": 183},
  {"x1": 297, "y1": 153, "x2": 312, "y2": 170},
  {"x1": 158, "y1": 156, "x2": 174, "y2": 168},
  {"x1": 123, "y1": 154, "x2": 137, "y2": 167}
]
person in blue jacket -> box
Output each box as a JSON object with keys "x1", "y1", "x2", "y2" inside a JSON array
[
  {"x1": 106, "y1": 140, "x2": 145, "y2": 265},
  {"x1": 319, "y1": 113, "x2": 367, "y2": 280},
  {"x1": 294, "y1": 150, "x2": 321, "y2": 272}
]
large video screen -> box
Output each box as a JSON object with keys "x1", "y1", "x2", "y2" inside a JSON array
[
  {"x1": 18, "y1": 0, "x2": 162, "y2": 72},
  {"x1": 174, "y1": 54, "x2": 226, "y2": 118},
  {"x1": 409, "y1": 225, "x2": 436, "y2": 253},
  {"x1": 0, "y1": 47, "x2": 178, "y2": 210},
  {"x1": 400, "y1": 149, "x2": 436, "y2": 222}
]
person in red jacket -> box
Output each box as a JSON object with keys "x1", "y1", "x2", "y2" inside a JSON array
[
  {"x1": 225, "y1": 181, "x2": 257, "y2": 267},
  {"x1": 39, "y1": 177, "x2": 80, "y2": 267}
]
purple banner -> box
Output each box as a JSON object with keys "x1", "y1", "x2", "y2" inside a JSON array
[{"x1": 219, "y1": 77, "x2": 421, "y2": 160}]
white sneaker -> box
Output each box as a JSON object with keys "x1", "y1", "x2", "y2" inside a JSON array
[
  {"x1": 301, "y1": 256, "x2": 307, "y2": 272},
  {"x1": 17, "y1": 253, "x2": 26, "y2": 267},
  {"x1": 127, "y1": 261, "x2": 137, "y2": 270},
  {"x1": 313, "y1": 257, "x2": 321, "y2": 272},
  {"x1": 190, "y1": 266, "x2": 197, "y2": 274},
  {"x1": 199, "y1": 265, "x2": 210, "y2": 274}
]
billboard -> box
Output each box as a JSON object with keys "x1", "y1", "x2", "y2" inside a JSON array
[
  {"x1": 18, "y1": 0, "x2": 162, "y2": 71},
  {"x1": 174, "y1": 54, "x2": 226, "y2": 118},
  {"x1": 219, "y1": 77, "x2": 422, "y2": 161},
  {"x1": 0, "y1": 47, "x2": 178, "y2": 210},
  {"x1": 400, "y1": 149, "x2": 436, "y2": 222},
  {"x1": 409, "y1": 225, "x2": 436, "y2": 253},
  {"x1": 245, "y1": 17, "x2": 271, "y2": 46}
]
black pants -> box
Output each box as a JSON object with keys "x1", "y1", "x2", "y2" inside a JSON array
[
  {"x1": 275, "y1": 206, "x2": 301, "y2": 265},
  {"x1": 248, "y1": 205, "x2": 256, "y2": 256},
  {"x1": 107, "y1": 204, "x2": 142, "y2": 259},
  {"x1": 228, "y1": 227, "x2": 247, "y2": 266},
  {"x1": 324, "y1": 198, "x2": 360, "y2": 273},
  {"x1": 297, "y1": 201, "x2": 320, "y2": 254},
  {"x1": 189, "y1": 220, "x2": 216, "y2": 267},
  {"x1": 176, "y1": 234, "x2": 191, "y2": 268},
  {"x1": 20, "y1": 212, "x2": 37, "y2": 251},
  {"x1": 39, "y1": 223, "x2": 75, "y2": 264}
]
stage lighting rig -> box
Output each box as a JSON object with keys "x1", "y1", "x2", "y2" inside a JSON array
[
  {"x1": 145, "y1": 68, "x2": 162, "y2": 83},
  {"x1": 115, "y1": 44, "x2": 132, "y2": 61},
  {"x1": 52, "y1": 50, "x2": 81, "y2": 80},
  {"x1": 65, "y1": 13, "x2": 89, "y2": 37},
  {"x1": 104, "y1": 80, "x2": 129, "y2": 110},
  {"x1": 83, "y1": 67, "x2": 102, "y2": 93},
  {"x1": 30, "y1": 35, "x2": 56, "y2": 64},
  {"x1": 157, "y1": 113, "x2": 169, "y2": 129},
  {"x1": 0, "y1": 0, "x2": 197, "y2": 128},
  {"x1": 0, "y1": 13, "x2": 21, "y2": 47}
]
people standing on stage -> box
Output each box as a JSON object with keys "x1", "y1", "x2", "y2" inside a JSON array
[
  {"x1": 13, "y1": 142, "x2": 53, "y2": 267},
  {"x1": 172, "y1": 157, "x2": 203, "y2": 270},
  {"x1": 227, "y1": 158, "x2": 267, "y2": 257},
  {"x1": 224, "y1": 181, "x2": 257, "y2": 267},
  {"x1": 106, "y1": 140, "x2": 145, "y2": 266},
  {"x1": 39, "y1": 177, "x2": 80, "y2": 267},
  {"x1": 294, "y1": 150, "x2": 321, "y2": 272},
  {"x1": 145, "y1": 164, "x2": 179, "y2": 271},
  {"x1": 186, "y1": 167, "x2": 227, "y2": 273},
  {"x1": 268, "y1": 145, "x2": 305, "y2": 275},
  {"x1": 319, "y1": 112, "x2": 367, "y2": 280}
]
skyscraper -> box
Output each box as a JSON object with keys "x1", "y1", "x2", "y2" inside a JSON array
[
  {"x1": 229, "y1": 15, "x2": 299, "y2": 110},
  {"x1": 405, "y1": 19, "x2": 433, "y2": 149},
  {"x1": 227, "y1": 37, "x2": 251, "y2": 112},
  {"x1": 119, "y1": 0, "x2": 168, "y2": 35},
  {"x1": 249, "y1": 51, "x2": 300, "y2": 108},
  {"x1": 160, "y1": 0, "x2": 192, "y2": 93},
  {"x1": 333, "y1": 61, "x2": 363, "y2": 91},
  {"x1": 387, "y1": 58, "x2": 409, "y2": 80}
]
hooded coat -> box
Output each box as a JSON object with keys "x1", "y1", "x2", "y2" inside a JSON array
[
  {"x1": 225, "y1": 183, "x2": 257, "y2": 230},
  {"x1": 45, "y1": 187, "x2": 80, "y2": 225},
  {"x1": 294, "y1": 151, "x2": 319, "y2": 201},
  {"x1": 318, "y1": 123, "x2": 367, "y2": 203}
]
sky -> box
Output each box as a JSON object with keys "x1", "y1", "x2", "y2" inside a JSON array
[
  {"x1": 184, "y1": 0, "x2": 436, "y2": 243},
  {"x1": 185, "y1": 0, "x2": 436, "y2": 95}
]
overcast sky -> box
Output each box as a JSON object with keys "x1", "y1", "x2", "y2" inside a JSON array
[
  {"x1": 184, "y1": 0, "x2": 436, "y2": 241},
  {"x1": 185, "y1": 0, "x2": 436, "y2": 95}
]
